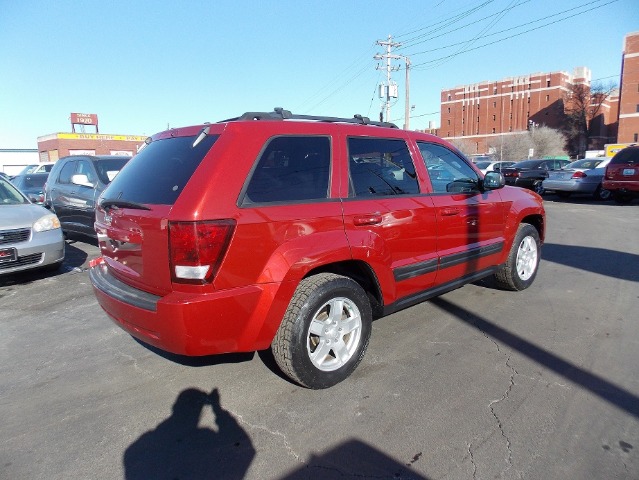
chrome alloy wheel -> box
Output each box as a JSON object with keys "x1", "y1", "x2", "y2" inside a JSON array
[
  {"x1": 516, "y1": 235, "x2": 538, "y2": 281},
  {"x1": 306, "y1": 297, "x2": 363, "y2": 372}
]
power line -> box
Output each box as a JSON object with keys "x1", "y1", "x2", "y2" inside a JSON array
[{"x1": 410, "y1": 0, "x2": 619, "y2": 70}]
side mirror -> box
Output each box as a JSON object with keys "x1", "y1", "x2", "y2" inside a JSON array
[
  {"x1": 482, "y1": 171, "x2": 505, "y2": 190},
  {"x1": 71, "y1": 174, "x2": 94, "y2": 187}
]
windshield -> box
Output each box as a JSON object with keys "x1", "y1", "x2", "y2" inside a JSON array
[
  {"x1": 0, "y1": 178, "x2": 28, "y2": 205},
  {"x1": 475, "y1": 161, "x2": 491, "y2": 169},
  {"x1": 513, "y1": 160, "x2": 540, "y2": 169},
  {"x1": 101, "y1": 134, "x2": 219, "y2": 205},
  {"x1": 94, "y1": 158, "x2": 130, "y2": 184},
  {"x1": 566, "y1": 159, "x2": 602, "y2": 169}
]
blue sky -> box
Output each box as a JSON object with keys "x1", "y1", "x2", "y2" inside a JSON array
[{"x1": 1, "y1": 0, "x2": 637, "y2": 149}]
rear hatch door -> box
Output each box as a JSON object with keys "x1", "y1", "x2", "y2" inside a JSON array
[{"x1": 95, "y1": 126, "x2": 221, "y2": 295}]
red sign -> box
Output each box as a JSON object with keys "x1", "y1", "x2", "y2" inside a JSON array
[{"x1": 71, "y1": 113, "x2": 98, "y2": 125}]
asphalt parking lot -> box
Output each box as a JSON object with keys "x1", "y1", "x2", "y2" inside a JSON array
[{"x1": 1, "y1": 198, "x2": 638, "y2": 480}]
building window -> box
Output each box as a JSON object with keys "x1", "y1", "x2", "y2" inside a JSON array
[
  {"x1": 509, "y1": 113, "x2": 512, "y2": 119},
  {"x1": 477, "y1": 117, "x2": 480, "y2": 123},
  {"x1": 636, "y1": 104, "x2": 639, "y2": 113},
  {"x1": 511, "y1": 86, "x2": 514, "y2": 92},
  {"x1": 492, "y1": 114, "x2": 496, "y2": 121},
  {"x1": 462, "y1": 130, "x2": 465, "y2": 136},
  {"x1": 527, "y1": 111, "x2": 530, "y2": 118},
  {"x1": 492, "y1": 128, "x2": 496, "y2": 134},
  {"x1": 635, "y1": 133, "x2": 639, "y2": 142},
  {"x1": 447, "y1": 119, "x2": 450, "y2": 125},
  {"x1": 509, "y1": 126, "x2": 512, "y2": 132},
  {"x1": 448, "y1": 94, "x2": 451, "y2": 101},
  {"x1": 463, "y1": 106, "x2": 465, "y2": 111},
  {"x1": 547, "y1": 80, "x2": 550, "y2": 87},
  {"x1": 447, "y1": 107, "x2": 450, "y2": 113},
  {"x1": 546, "y1": 94, "x2": 550, "y2": 101},
  {"x1": 527, "y1": 97, "x2": 530, "y2": 103},
  {"x1": 493, "y1": 101, "x2": 497, "y2": 107},
  {"x1": 493, "y1": 88, "x2": 497, "y2": 94},
  {"x1": 447, "y1": 132, "x2": 450, "y2": 137}
]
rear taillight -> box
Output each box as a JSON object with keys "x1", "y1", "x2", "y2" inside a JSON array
[
  {"x1": 169, "y1": 220, "x2": 236, "y2": 284},
  {"x1": 504, "y1": 171, "x2": 519, "y2": 177},
  {"x1": 571, "y1": 171, "x2": 587, "y2": 179}
]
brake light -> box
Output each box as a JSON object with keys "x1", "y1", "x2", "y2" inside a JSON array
[
  {"x1": 169, "y1": 220, "x2": 236, "y2": 284},
  {"x1": 504, "y1": 171, "x2": 519, "y2": 177},
  {"x1": 571, "y1": 171, "x2": 586, "y2": 179}
]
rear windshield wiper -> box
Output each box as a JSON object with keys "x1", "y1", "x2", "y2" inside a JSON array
[{"x1": 100, "y1": 199, "x2": 151, "y2": 211}]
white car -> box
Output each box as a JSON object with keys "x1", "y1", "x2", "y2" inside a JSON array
[{"x1": 475, "y1": 160, "x2": 516, "y2": 175}]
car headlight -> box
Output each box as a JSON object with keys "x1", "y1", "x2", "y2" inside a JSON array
[{"x1": 33, "y1": 214, "x2": 61, "y2": 232}]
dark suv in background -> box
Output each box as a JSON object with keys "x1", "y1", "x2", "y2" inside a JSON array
[
  {"x1": 44, "y1": 155, "x2": 131, "y2": 238},
  {"x1": 603, "y1": 145, "x2": 639, "y2": 204}
]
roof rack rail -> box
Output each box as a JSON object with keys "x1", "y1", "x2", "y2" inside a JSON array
[{"x1": 220, "y1": 108, "x2": 398, "y2": 128}]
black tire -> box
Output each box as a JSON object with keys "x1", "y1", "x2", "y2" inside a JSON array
[
  {"x1": 613, "y1": 192, "x2": 633, "y2": 204},
  {"x1": 272, "y1": 273, "x2": 372, "y2": 389},
  {"x1": 494, "y1": 224, "x2": 541, "y2": 291},
  {"x1": 593, "y1": 185, "x2": 611, "y2": 201},
  {"x1": 533, "y1": 181, "x2": 544, "y2": 196},
  {"x1": 556, "y1": 191, "x2": 571, "y2": 199}
]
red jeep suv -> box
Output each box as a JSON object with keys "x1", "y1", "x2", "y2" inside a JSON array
[{"x1": 89, "y1": 109, "x2": 545, "y2": 389}]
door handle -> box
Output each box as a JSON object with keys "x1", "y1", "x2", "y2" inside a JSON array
[
  {"x1": 441, "y1": 208, "x2": 460, "y2": 216},
  {"x1": 354, "y1": 214, "x2": 383, "y2": 226}
]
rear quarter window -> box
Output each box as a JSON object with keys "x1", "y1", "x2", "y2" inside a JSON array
[
  {"x1": 101, "y1": 134, "x2": 218, "y2": 205},
  {"x1": 242, "y1": 136, "x2": 331, "y2": 204}
]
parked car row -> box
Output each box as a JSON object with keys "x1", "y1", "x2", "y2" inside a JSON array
[{"x1": 1, "y1": 155, "x2": 131, "y2": 278}]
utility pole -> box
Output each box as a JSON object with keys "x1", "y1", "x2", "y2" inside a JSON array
[
  {"x1": 374, "y1": 35, "x2": 401, "y2": 123},
  {"x1": 404, "y1": 56, "x2": 411, "y2": 130}
]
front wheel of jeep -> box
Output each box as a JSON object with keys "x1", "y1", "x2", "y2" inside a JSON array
[{"x1": 272, "y1": 273, "x2": 372, "y2": 389}]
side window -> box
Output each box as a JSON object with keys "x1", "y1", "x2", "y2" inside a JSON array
[
  {"x1": 244, "y1": 136, "x2": 330, "y2": 204},
  {"x1": 58, "y1": 161, "x2": 76, "y2": 185},
  {"x1": 348, "y1": 137, "x2": 419, "y2": 197},
  {"x1": 417, "y1": 142, "x2": 479, "y2": 194},
  {"x1": 76, "y1": 160, "x2": 96, "y2": 183}
]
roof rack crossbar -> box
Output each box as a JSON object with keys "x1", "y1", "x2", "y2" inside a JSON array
[{"x1": 222, "y1": 108, "x2": 398, "y2": 128}]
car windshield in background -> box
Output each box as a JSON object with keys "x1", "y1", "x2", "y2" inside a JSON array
[
  {"x1": 566, "y1": 159, "x2": 602, "y2": 169},
  {"x1": 101, "y1": 134, "x2": 219, "y2": 206},
  {"x1": 513, "y1": 160, "x2": 541, "y2": 169},
  {"x1": 94, "y1": 158, "x2": 130, "y2": 184},
  {"x1": 14, "y1": 174, "x2": 48, "y2": 190},
  {"x1": 0, "y1": 178, "x2": 29, "y2": 205},
  {"x1": 475, "y1": 161, "x2": 492, "y2": 169}
]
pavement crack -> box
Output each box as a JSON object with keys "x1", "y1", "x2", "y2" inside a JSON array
[
  {"x1": 467, "y1": 442, "x2": 478, "y2": 480},
  {"x1": 234, "y1": 413, "x2": 302, "y2": 462},
  {"x1": 484, "y1": 334, "x2": 517, "y2": 477}
]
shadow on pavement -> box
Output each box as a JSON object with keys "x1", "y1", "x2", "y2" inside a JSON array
[
  {"x1": 280, "y1": 439, "x2": 429, "y2": 479},
  {"x1": 124, "y1": 388, "x2": 255, "y2": 480},
  {"x1": 542, "y1": 243, "x2": 639, "y2": 283},
  {"x1": 432, "y1": 297, "x2": 639, "y2": 419}
]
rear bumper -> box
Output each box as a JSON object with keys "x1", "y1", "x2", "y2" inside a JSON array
[
  {"x1": 89, "y1": 264, "x2": 280, "y2": 356},
  {"x1": 602, "y1": 179, "x2": 639, "y2": 193},
  {"x1": 542, "y1": 179, "x2": 597, "y2": 193}
]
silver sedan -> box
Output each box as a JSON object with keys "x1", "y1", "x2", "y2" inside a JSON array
[
  {"x1": 542, "y1": 159, "x2": 612, "y2": 200},
  {"x1": 0, "y1": 176, "x2": 65, "y2": 276}
]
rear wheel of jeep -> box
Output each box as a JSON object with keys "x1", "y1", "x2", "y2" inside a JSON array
[
  {"x1": 494, "y1": 223, "x2": 540, "y2": 291},
  {"x1": 272, "y1": 273, "x2": 372, "y2": 389}
]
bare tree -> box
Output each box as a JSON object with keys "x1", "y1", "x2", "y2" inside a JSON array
[
  {"x1": 563, "y1": 81, "x2": 617, "y2": 157},
  {"x1": 530, "y1": 126, "x2": 567, "y2": 158},
  {"x1": 449, "y1": 138, "x2": 477, "y2": 157},
  {"x1": 488, "y1": 127, "x2": 567, "y2": 161},
  {"x1": 489, "y1": 133, "x2": 532, "y2": 161}
]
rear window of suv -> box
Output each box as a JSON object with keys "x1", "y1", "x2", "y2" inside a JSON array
[
  {"x1": 101, "y1": 134, "x2": 218, "y2": 205},
  {"x1": 610, "y1": 147, "x2": 639, "y2": 165}
]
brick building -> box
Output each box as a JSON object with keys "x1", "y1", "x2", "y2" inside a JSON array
[
  {"x1": 617, "y1": 31, "x2": 639, "y2": 143},
  {"x1": 37, "y1": 132, "x2": 146, "y2": 163},
  {"x1": 437, "y1": 66, "x2": 618, "y2": 155}
]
